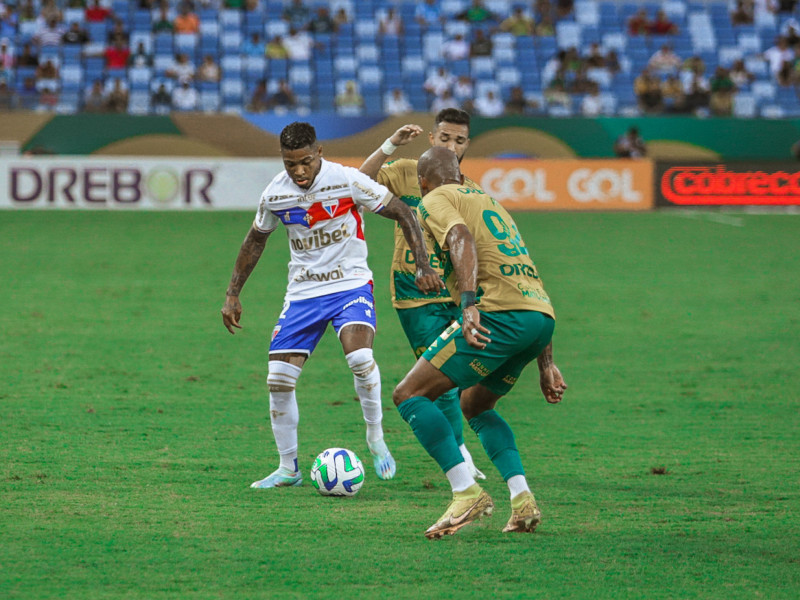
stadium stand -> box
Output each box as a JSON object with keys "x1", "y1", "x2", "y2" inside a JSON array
[{"x1": 0, "y1": 0, "x2": 798, "y2": 116}]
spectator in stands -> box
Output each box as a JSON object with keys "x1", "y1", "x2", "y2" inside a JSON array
[
  {"x1": 152, "y1": 82, "x2": 172, "y2": 114},
  {"x1": 709, "y1": 66, "x2": 735, "y2": 116},
  {"x1": 33, "y1": 17, "x2": 66, "y2": 49},
  {"x1": 282, "y1": 0, "x2": 311, "y2": 30},
  {"x1": 265, "y1": 36, "x2": 289, "y2": 59},
  {"x1": 627, "y1": 9, "x2": 650, "y2": 36},
  {"x1": 415, "y1": 0, "x2": 443, "y2": 28},
  {"x1": 62, "y1": 21, "x2": 89, "y2": 45},
  {"x1": 0, "y1": 80, "x2": 15, "y2": 110},
  {"x1": 424, "y1": 66, "x2": 455, "y2": 99},
  {"x1": 474, "y1": 89, "x2": 504, "y2": 117},
  {"x1": 104, "y1": 39, "x2": 130, "y2": 71},
  {"x1": 18, "y1": 76, "x2": 40, "y2": 110},
  {"x1": 378, "y1": 7, "x2": 403, "y2": 37},
  {"x1": 683, "y1": 69, "x2": 711, "y2": 114},
  {"x1": 605, "y1": 49, "x2": 621, "y2": 74},
  {"x1": 171, "y1": 77, "x2": 198, "y2": 111},
  {"x1": 634, "y1": 67, "x2": 663, "y2": 113},
  {"x1": 729, "y1": 59, "x2": 755, "y2": 87},
  {"x1": 0, "y1": 38, "x2": 15, "y2": 76},
  {"x1": 247, "y1": 79, "x2": 269, "y2": 112},
  {"x1": 499, "y1": 5, "x2": 535, "y2": 36},
  {"x1": 335, "y1": 80, "x2": 364, "y2": 113},
  {"x1": 0, "y1": 7, "x2": 19, "y2": 40},
  {"x1": 680, "y1": 55, "x2": 707, "y2": 91},
  {"x1": 85, "y1": 0, "x2": 111, "y2": 23},
  {"x1": 457, "y1": 0, "x2": 497, "y2": 24},
  {"x1": 614, "y1": 127, "x2": 646, "y2": 158},
  {"x1": 648, "y1": 43, "x2": 682, "y2": 75},
  {"x1": 38, "y1": 0, "x2": 63, "y2": 25},
  {"x1": 430, "y1": 89, "x2": 459, "y2": 114},
  {"x1": 34, "y1": 58, "x2": 59, "y2": 92},
  {"x1": 153, "y1": 7, "x2": 173, "y2": 33},
  {"x1": 107, "y1": 19, "x2": 129, "y2": 46},
  {"x1": 38, "y1": 86, "x2": 59, "y2": 111},
  {"x1": 780, "y1": 18, "x2": 799, "y2": 46},
  {"x1": 283, "y1": 27, "x2": 314, "y2": 61},
  {"x1": 242, "y1": 33, "x2": 265, "y2": 57},
  {"x1": 584, "y1": 43, "x2": 606, "y2": 68},
  {"x1": 197, "y1": 55, "x2": 221, "y2": 83},
  {"x1": 384, "y1": 88, "x2": 412, "y2": 115},
  {"x1": 763, "y1": 36, "x2": 794, "y2": 84},
  {"x1": 661, "y1": 74, "x2": 686, "y2": 112},
  {"x1": 174, "y1": 3, "x2": 200, "y2": 35},
  {"x1": 332, "y1": 8, "x2": 350, "y2": 29},
  {"x1": 544, "y1": 76, "x2": 571, "y2": 108},
  {"x1": 442, "y1": 33, "x2": 470, "y2": 61},
  {"x1": 570, "y1": 64, "x2": 594, "y2": 94},
  {"x1": 580, "y1": 83, "x2": 603, "y2": 117},
  {"x1": 129, "y1": 41, "x2": 153, "y2": 68},
  {"x1": 648, "y1": 10, "x2": 678, "y2": 35},
  {"x1": 535, "y1": 13, "x2": 555, "y2": 36},
  {"x1": 309, "y1": 6, "x2": 336, "y2": 35},
  {"x1": 105, "y1": 77, "x2": 128, "y2": 113},
  {"x1": 18, "y1": 0, "x2": 37, "y2": 24},
  {"x1": 17, "y1": 43, "x2": 39, "y2": 67},
  {"x1": 165, "y1": 53, "x2": 195, "y2": 81},
  {"x1": 452, "y1": 74, "x2": 474, "y2": 106},
  {"x1": 730, "y1": 0, "x2": 755, "y2": 26},
  {"x1": 470, "y1": 29, "x2": 493, "y2": 58},
  {"x1": 790, "y1": 47, "x2": 800, "y2": 84},
  {"x1": 555, "y1": 0, "x2": 574, "y2": 20},
  {"x1": 778, "y1": 0, "x2": 797, "y2": 12},
  {"x1": 269, "y1": 79, "x2": 297, "y2": 111},
  {"x1": 504, "y1": 85, "x2": 538, "y2": 115}
]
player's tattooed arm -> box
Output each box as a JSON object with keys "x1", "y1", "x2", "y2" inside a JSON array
[
  {"x1": 446, "y1": 224, "x2": 491, "y2": 350},
  {"x1": 537, "y1": 343, "x2": 567, "y2": 404},
  {"x1": 379, "y1": 196, "x2": 444, "y2": 294},
  {"x1": 221, "y1": 226, "x2": 271, "y2": 334},
  {"x1": 359, "y1": 124, "x2": 423, "y2": 179}
]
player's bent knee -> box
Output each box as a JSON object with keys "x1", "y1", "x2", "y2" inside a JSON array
[
  {"x1": 345, "y1": 348, "x2": 376, "y2": 378},
  {"x1": 267, "y1": 360, "x2": 303, "y2": 392}
]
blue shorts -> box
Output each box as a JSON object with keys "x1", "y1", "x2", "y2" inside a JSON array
[{"x1": 269, "y1": 283, "x2": 377, "y2": 356}]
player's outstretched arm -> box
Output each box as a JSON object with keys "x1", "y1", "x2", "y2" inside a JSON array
[
  {"x1": 359, "y1": 124, "x2": 423, "y2": 179},
  {"x1": 537, "y1": 343, "x2": 567, "y2": 403},
  {"x1": 445, "y1": 224, "x2": 491, "y2": 350},
  {"x1": 221, "y1": 225, "x2": 270, "y2": 334},
  {"x1": 379, "y1": 196, "x2": 444, "y2": 295}
]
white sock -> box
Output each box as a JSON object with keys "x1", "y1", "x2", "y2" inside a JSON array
[
  {"x1": 346, "y1": 348, "x2": 384, "y2": 443},
  {"x1": 267, "y1": 360, "x2": 303, "y2": 472},
  {"x1": 445, "y1": 462, "x2": 476, "y2": 493},
  {"x1": 508, "y1": 474, "x2": 531, "y2": 499}
]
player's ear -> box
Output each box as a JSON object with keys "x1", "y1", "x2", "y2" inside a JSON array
[{"x1": 317, "y1": 144, "x2": 323, "y2": 158}]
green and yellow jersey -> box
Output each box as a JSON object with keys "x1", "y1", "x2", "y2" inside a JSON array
[
  {"x1": 417, "y1": 183, "x2": 555, "y2": 317},
  {"x1": 377, "y1": 159, "x2": 479, "y2": 309}
]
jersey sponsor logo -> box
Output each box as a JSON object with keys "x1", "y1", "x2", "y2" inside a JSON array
[
  {"x1": 318, "y1": 184, "x2": 347, "y2": 193},
  {"x1": 342, "y1": 296, "x2": 374, "y2": 311},
  {"x1": 294, "y1": 266, "x2": 345, "y2": 283},
  {"x1": 468, "y1": 359, "x2": 491, "y2": 377},
  {"x1": 516, "y1": 282, "x2": 551, "y2": 303},
  {"x1": 289, "y1": 223, "x2": 350, "y2": 251},
  {"x1": 502, "y1": 375, "x2": 517, "y2": 385},
  {"x1": 499, "y1": 262, "x2": 539, "y2": 278},
  {"x1": 353, "y1": 181, "x2": 383, "y2": 201},
  {"x1": 403, "y1": 249, "x2": 446, "y2": 269},
  {"x1": 265, "y1": 194, "x2": 294, "y2": 202},
  {"x1": 273, "y1": 197, "x2": 356, "y2": 228}
]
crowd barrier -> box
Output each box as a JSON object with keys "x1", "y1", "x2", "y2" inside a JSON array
[{"x1": 2, "y1": 156, "x2": 798, "y2": 210}]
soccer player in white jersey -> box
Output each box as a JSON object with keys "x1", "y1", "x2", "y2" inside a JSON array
[{"x1": 221, "y1": 122, "x2": 443, "y2": 488}]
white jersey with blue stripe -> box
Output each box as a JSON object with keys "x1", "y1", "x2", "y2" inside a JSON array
[{"x1": 254, "y1": 159, "x2": 393, "y2": 300}]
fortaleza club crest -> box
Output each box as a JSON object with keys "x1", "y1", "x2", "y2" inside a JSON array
[{"x1": 322, "y1": 199, "x2": 339, "y2": 217}]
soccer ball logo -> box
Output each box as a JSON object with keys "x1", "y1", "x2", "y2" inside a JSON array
[{"x1": 310, "y1": 448, "x2": 365, "y2": 497}]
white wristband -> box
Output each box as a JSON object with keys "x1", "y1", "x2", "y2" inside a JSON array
[{"x1": 381, "y1": 138, "x2": 398, "y2": 156}]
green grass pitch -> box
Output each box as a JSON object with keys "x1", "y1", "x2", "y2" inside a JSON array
[{"x1": 1, "y1": 210, "x2": 798, "y2": 599}]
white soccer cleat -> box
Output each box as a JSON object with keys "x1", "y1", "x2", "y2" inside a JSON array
[
  {"x1": 250, "y1": 467, "x2": 303, "y2": 488},
  {"x1": 368, "y1": 438, "x2": 397, "y2": 480}
]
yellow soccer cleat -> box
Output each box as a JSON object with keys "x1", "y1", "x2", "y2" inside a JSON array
[
  {"x1": 424, "y1": 484, "x2": 494, "y2": 539},
  {"x1": 502, "y1": 491, "x2": 542, "y2": 533}
]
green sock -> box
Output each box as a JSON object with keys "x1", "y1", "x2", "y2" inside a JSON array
[
  {"x1": 397, "y1": 396, "x2": 464, "y2": 473},
  {"x1": 468, "y1": 410, "x2": 525, "y2": 481},
  {"x1": 433, "y1": 388, "x2": 465, "y2": 446}
]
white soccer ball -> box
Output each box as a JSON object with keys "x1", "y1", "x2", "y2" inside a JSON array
[{"x1": 310, "y1": 447, "x2": 365, "y2": 497}]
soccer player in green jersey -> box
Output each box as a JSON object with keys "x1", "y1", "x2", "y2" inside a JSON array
[
  {"x1": 360, "y1": 108, "x2": 485, "y2": 480},
  {"x1": 392, "y1": 146, "x2": 568, "y2": 539}
]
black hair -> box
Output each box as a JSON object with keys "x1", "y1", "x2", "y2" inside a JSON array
[
  {"x1": 280, "y1": 122, "x2": 317, "y2": 150},
  {"x1": 434, "y1": 108, "x2": 471, "y2": 133}
]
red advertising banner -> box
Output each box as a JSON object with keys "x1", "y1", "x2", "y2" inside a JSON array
[{"x1": 657, "y1": 162, "x2": 800, "y2": 206}]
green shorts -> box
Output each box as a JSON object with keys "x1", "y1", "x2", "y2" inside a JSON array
[
  {"x1": 422, "y1": 310, "x2": 555, "y2": 396},
  {"x1": 396, "y1": 302, "x2": 461, "y2": 358}
]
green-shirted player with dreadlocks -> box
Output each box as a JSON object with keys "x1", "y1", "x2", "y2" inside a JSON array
[
  {"x1": 392, "y1": 146, "x2": 568, "y2": 539},
  {"x1": 360, "y1": 109, "x2": 485, "y2": 480}
]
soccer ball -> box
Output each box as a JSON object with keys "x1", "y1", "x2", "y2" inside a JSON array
[{"x1": 310, "y1": 447, "x2": 365, "y2": 497}]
